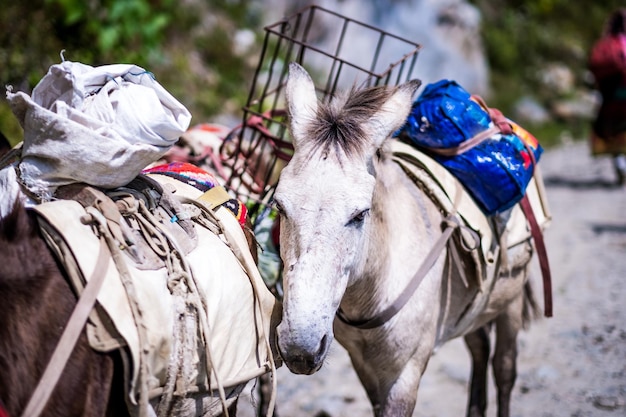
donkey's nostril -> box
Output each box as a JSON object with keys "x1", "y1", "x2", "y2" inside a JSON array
[{"x1": 318, "y1": 334, "x2": 329, "y2": 357}]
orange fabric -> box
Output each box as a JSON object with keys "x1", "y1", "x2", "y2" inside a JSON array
[{"x1": 590, "y1": 130, "x2": 626, "y2": 155}]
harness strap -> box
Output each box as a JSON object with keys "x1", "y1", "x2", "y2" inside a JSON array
[
  {"x1": 20, "y1": 227, "x2": 110, "y2": 417},
  {"x1": 422, "y1": 125, "x2": 501, "y2": 157},
  {"x1": 198, "y1": 185, "x2": 232, "y2": 208},
  {"x1": 471, "y1": 94, "x2": 514, "y2": 136},
  {"x1": 96, "y1": 204, "x2": 152, "y2": 417},
  {"x1": 175, "y1": 194, "x2": 278, "y2": 416},
  {"x1": 225, "y1": 110, "x2": 293, "y2": 162},
  {"x1": 519, "y1": 194, "x2": 553, "y2": 317},
  {"x1": 410, "y1": 95, "x2": 515, "y2": 158},
  {"x1": 45, "y1": 185, "x2": 155, "y2": 416},
  {"x1": 221, "y1": 110, "x2": 293, "y2": 196},
  {"x1": 0, "y1": 141, "x2": 22, "y2": 169},
  {"x1": 336, "y1": 215, "x2": 462, "y2": 329}
]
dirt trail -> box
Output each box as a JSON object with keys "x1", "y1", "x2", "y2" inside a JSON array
[{"x1": 238, "y1": 140, "x2": 626, "y2": 417}]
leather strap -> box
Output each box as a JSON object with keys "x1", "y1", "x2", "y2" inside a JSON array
[
  {"x1": 336, "y1": 216, "x2": 461, "y2": 329},
  {"x1": 227, "y1": 110, "x2": 293, "y2": 162},
  {"x1": 415, "y1": 94, "x2": 513, "y2": 157},
  {"x1": 519, "y1": 194, "x2": 553, "y2": 317},
  {"x1": 0, "y1": 142, "x2": 22, "y2": 169},
  {"x1": 198, "y1": 185, "x2": 232, "y2": 208},
  {"x1": 20, "y1": 235, "x2": 110, "y2": 417},
  {"x1": 470, "y1": 94, "x2": 513, "y2": 135},
  {"x1": 424, "y1": 125, "x2": 501, "y2": 157}
]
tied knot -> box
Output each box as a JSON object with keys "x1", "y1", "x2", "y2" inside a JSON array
[
  {"x1": 114, "y1": 195, "x2": 140, "y2": 216},
  {"x1": 441, "y1": 215, "x2": 460, "y2": 231},
  {"x1": 167, "y1": 270, "x2": 190, "y2": 294},
  {"x1": 442, "y1": 214, "x2": 481, "y2": 252}
]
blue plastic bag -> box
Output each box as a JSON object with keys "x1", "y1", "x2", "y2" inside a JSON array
[
  {"x1": 398, "y1": 80, "x2": 543, "y2": 215},
  {"x1": 401, "y1": 79, "x2": 492, "y2": 148}
]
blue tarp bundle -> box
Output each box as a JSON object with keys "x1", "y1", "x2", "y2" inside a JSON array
[{"x1": 398, "y1": 79, "x2": 543, "y2": 215}]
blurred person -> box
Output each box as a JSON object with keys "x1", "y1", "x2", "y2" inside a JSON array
[{"x1": 588, "y1": 8, "x2": 626, "y2": 185}]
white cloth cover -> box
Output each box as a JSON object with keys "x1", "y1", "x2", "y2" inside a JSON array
[
  {"x1": 0, "y1": 165, "x2": 25, "y2": 217},
  {"x1": 32, "y1": 178, "x2": 278, "y2": 411},
  {"x1": 6, "y1": 61, "x2": 191, "y2": 199}
]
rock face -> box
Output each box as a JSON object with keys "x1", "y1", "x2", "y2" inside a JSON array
[{"x1": 262, "y1": 0, "x2": 489, "y2": 96}]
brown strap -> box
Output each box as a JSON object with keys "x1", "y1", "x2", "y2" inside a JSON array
[
  {"x1": 470, "y1": 94, "x2": 513, "y2": 135},
  {"x1": 519, "y1": 194, "x2": 553, "y2": 317},
  {"x1": 424, "y1": 95, "x2": 515, "y2": 157},
  {"x1": 0, "y1": 141, "x2": 23, "y2": 169},
  {"x1": 56, "y1": 185, "x2": 129, "y2": 249},
  {"x1": 425, "y1": 125, "x2": 500, "y2": 157},
  {"x1": 336, "y1": 216, "x2": 460, "y2": 329},
  {"x1": 20, "y1": 237, "x2": 110, "y2": 417},
  {"x1": 223, "y1": 109, "x2": 293, "y2": 162}
]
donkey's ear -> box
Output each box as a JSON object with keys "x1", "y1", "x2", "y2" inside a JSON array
[
  {"x1": 285, "y1": 62, "x2": 318, "y2": 148},
  {"x1": 369, "y1": 79, "x2": 421, "y2": 147}
]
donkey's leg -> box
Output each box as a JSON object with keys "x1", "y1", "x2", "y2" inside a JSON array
[
  {"x1": 376, "y1": 356, "x2": 427, "y2": 417},
  {"x1": 464, "y1": 325, "x2": 491, "y2": 417},
  {"x1": 350, "y1": 352, "x2": 427, "y2": 417},
  {"x1": 492, "y1": 293, "x2": 524, "y2": 417},
  {"x1": 256, "y1": 373, "x2": 276, "y2": 417}
]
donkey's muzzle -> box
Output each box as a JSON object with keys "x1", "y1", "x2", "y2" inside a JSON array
[{"x1": 277, "y1": 333, "x2": 330, "y2": 375}]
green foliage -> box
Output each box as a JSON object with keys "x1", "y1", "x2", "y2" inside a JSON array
[
  {"x1": 473, "y1": 0, "x2": 625, "y2": 96},
  {"x1": 44, "y1": 0, "x2": 175, "y2": 65},
  {"x1": 468, "y1": 0, "x2": 625, "y2": 146},
  {"x1": 0, "y1": 102, "x2": 23, "y2": 146},
  {"x1": 0, "y1": 0, "x2": 263, "y2": 134}
]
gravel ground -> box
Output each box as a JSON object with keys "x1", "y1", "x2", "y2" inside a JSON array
[{"x1": 237, "y1": 139, "x2": 626, "y2": 417}]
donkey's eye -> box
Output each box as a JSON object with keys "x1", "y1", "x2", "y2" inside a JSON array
[
  {"x1": 347, "y1": 209, "x2": 370, "y2": 227},
  {"x1": 273, "y1": 200, "x2": 285, "y2": 217}
]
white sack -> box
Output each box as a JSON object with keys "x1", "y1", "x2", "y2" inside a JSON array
[
  {"x1": 0, "y1": 165, "x2": 26, "y2": 218},
  {"x1": 6, "y1": 61, "x2": 191, "y2": 199}
]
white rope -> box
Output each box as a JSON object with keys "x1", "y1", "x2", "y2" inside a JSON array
[{"x1": 134, "y1": 200, "x2": 231, "y2": 416}]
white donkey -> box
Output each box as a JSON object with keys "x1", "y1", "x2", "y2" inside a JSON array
[{"x1": 273, "y1": 62, "x2": 544, "y2": 417}]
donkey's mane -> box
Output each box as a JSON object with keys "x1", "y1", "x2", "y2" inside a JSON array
[{"x1": 307, "y1": 84, "x2": 395, "y2": 157}]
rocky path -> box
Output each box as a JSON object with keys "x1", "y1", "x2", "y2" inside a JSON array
[{"x1": 238, "y1": 140, "x2": 626, "y2": 417}]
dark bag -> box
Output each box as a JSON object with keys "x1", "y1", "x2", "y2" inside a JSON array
[{"x1": 398, "y1": 80, "x2": 543, "y2": 215}]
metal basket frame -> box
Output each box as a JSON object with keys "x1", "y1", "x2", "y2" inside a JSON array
[{"x1": 221, "y1": 4, "x2": 422, "y2": 221}]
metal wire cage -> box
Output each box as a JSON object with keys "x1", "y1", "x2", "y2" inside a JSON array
[{"x1": 221, "y1": 4, "x2": 422, "y2": 220}]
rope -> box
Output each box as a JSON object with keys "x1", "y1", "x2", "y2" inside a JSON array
[
  {"x1": 132, "y1": 199, "x2": 231, "y2": 416},
  {"x1": 91, "y1": 205, "x2": 152, "y2": 417},
  {"x1": 178, "y1": 195, "x2": 278, "y2": 417}
]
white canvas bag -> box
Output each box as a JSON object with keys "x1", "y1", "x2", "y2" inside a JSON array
[{"x1": 6, "y1": 60, "x2": 191, "y2": 199}]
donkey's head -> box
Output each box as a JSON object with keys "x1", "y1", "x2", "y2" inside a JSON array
[{"x1": 274, "y1": 62, "x2": 420, "y2": 374}]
